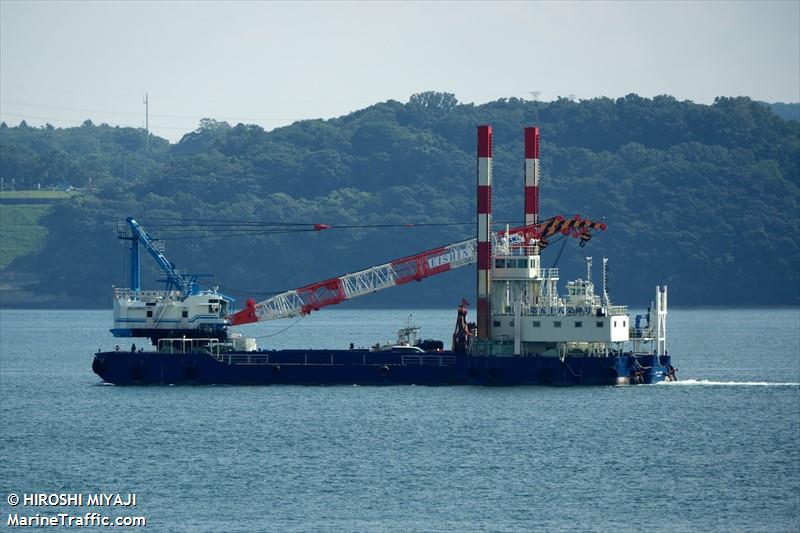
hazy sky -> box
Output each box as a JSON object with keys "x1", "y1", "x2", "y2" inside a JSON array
[{"x1": 1, "y1": 0, "x2": 798, "y2": 142}]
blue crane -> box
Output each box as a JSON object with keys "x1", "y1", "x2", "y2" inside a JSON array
[{"x1": 118, "y1": 217, "x2": 199, "y2": 295}]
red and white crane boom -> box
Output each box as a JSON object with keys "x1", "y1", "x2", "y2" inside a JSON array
[{"x1": 230, "y1": 215, "x2": 605, "y2": 326}]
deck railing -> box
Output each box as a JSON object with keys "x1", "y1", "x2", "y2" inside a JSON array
[
  {"x1": 114, "y1": 288, "x2": 183, "y2": 301},
  {"x1": 401, "y1": 355, "x2": 456, "y2": 367},
  {"x1": 209, "y1": 351, "x2": 456, "y2": 367}
]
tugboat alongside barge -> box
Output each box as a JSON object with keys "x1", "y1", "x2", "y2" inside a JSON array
[{"x1": 92, "y1": 126, "x2": 676, "y2": 386}]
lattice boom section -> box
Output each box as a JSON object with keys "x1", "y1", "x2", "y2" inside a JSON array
[
  {"x1": 236, "y1": 220, "x2": 603, "y2": 325},
  {"x1": 254, "y1": 290, "x2": 305, "y2": 320},
  {"x1": 393, "y1": 238, "x2": 477, "y2": 285},
  {"x1": 340, "y1": 263, "x2": 397, "y2": 299},
  {"x1": 252, "y1": 238, "x2": 478, "y2": 321},
  {"x1": 341, "y1": 238, "x2": 477, "y2": 300}
]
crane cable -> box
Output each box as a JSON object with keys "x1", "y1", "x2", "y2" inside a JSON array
[
  {"x1": 249, "y1": 315, "x2": 306, "y2": 339},
  {"x1": 133, "y1": 216, "x2": 573, "y2": 240},
  {"x1": 198, "y1": 280, "x2": 283, "y2": 297},
  {"x1": 549, "y1": 234, "x2": 571, "y2": 268},
  {"x1": 138, "y1": 222, "x2": 480, "y2": 240}
]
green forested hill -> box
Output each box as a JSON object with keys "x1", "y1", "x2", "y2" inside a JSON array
[{"x1": 0, "y1": 93, "x2": 798, "y2": 308}]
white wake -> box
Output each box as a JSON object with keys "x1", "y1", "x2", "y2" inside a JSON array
[{"x1": 658, "y1": 379, "x2": 800, "y2": 387}]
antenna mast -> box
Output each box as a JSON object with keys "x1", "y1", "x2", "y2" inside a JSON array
[
  {"x1": 602, "y1": 257, "x2": 611, "y2": 307},
  {"x1": 586, "y1": 256, "x2": 592, "y2": 284},
  {"x1": 143, "y1": 92, "x2": 149, "y2": 152}
]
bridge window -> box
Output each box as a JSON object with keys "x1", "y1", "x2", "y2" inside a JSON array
[
  {"x1": 554, "y1": 321, "x2": 562, "y2": 328},
  {"x1": 533, "y1": 321, "x2": 541, "y2": 327},
  {"x1": 493, "y1": 320, "x2": 501, "y2": 327},
  {"x1": 596, "y1": 321, "x2": 603, "y2": 328},
  {"x1": 495, "y1": 259, "x2": 505, "y2": 268},
  {"x1": 575, "y1": 321, "x2": 583, "y2": 328}
]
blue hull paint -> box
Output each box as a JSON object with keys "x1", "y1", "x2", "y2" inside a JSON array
[{"x1": 92, "y1": 350, "x2": 673, "y2": 386}]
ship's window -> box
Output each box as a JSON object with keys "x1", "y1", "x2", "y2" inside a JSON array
[
  {"x1": 146, "y1": 310, "x2": 153, "y2": 318},
  {"x1": 575, "y1": 321, "x2": 583, "y2": 328},
  {"x1": 533, "y1": 321, "x2": 541, "y2": 327},
  {"x1": 182, "y1": 310, "x2": 188, "y2": 318},
  {"x1": 614, "y1": 320, "x2": 617, "y2": 327},
  {"x1": 493, "y1": 320, "x2": 501, "y2": 327},
  {"x1": 623, "y1": 320, "x2": 626, "y2": 327},
  {"x1": 517, "y1": 259, "x2": 528, "y2": 268},
  {"x1": 596, "y1": 321, "x2": 603, "y2": 328},
  {"x1": 554, "y1": 321, "x2": 562, "y2": 328},
  {"x1": 495, "y1": 259, "x2": 504, "y2": 268},
  {"x1": 510, "y1": 320, "x2": 515, "y2": 327}
]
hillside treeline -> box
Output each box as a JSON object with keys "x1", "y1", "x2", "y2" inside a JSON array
[{"x1": 1, "y1": 93, "x2": 798, "y2": 308}]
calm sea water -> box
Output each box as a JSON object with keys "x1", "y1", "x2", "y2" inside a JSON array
[{"x1": 1, "y1": 308, "x2": 798, "y2": 532}]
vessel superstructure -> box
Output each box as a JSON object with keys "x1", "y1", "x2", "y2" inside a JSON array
[{"x1": 111, "y1": 218, "x2": 232, "y2": 343}]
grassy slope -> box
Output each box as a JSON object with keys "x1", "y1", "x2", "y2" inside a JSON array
[
  {"x1": 0, "y1": 202, "x2": 52, "y2": 270},
  {"x1": 0, "y1": 190, "x2": 84, "y2": 269},
  {"x1": 0, "y1": 190, "x2": 77, "y2": 200}
]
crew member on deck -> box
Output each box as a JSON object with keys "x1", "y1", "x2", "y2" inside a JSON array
[{"x1": 452, "y1": 299, "x2": 470, "y2": 353}]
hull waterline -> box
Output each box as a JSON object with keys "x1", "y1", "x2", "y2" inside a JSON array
[{"x1": 93, "y1": 349, "x2": 674, "y2": 386}]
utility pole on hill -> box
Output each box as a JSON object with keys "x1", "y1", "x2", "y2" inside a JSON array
[{"x1": 143, "y1": 92, "x2": 149, "y2": 153}]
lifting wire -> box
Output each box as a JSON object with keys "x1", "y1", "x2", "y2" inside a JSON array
[
  {"x1": 251, "y1": 315, "x2": 305, "y2": 339},
  {"x1": 549, "y1": 234, "x2": 570, "y2": 268},
  {"x1": 198, "y1": 280, "x2": 283, "y2": 297},
  {"x1": 142, "y1": 216, "x2": 484, "y2": 227},
  {"x1": 156, "y1": 229, "x2": 318, "y2": 240},
  {"x1": 136, "y1": 218, "x2": 558, "y2": 231},
  {"x1": 138, "y1": 221, "x2": 482, "y2": 240},
  {"x1": 132, "y1": 217, "x2": 566, "y2": 240}
]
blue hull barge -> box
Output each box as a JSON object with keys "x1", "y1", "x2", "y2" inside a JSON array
[
  {"x1": 92, "y1": 125, "x2": 677, "y2": 386},
  {"x1": 93, "y1": 346, "x2": 674, "y2": 386}
]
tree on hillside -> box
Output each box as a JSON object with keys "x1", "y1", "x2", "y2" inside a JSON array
[{"x1": 2, "y1": 94, "x2": 798, "y2": 307}]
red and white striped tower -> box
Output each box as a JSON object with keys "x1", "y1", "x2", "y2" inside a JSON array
[
  {"x1": 476, "y1": 125, "x2": 493, "y2": 339},
  {"x1": 524, "y1": 126, "x2": 540, "y2": 229}
]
